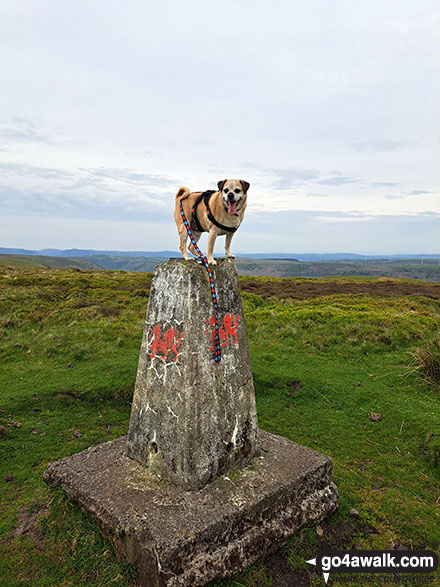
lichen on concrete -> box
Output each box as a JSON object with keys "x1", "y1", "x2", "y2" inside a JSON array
[
  {"x1": 44, "y1": 430, "x2": 338, "y2": 587},
  {"x1": 126, "y1": 258, "x2": 259, "y2": 491}
]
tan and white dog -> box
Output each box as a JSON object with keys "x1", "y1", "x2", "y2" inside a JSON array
[{"x1": 174, "y1": 179, "x2": 249, "y2": 265}]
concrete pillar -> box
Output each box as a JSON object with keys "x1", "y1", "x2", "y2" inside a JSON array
[{"x1": 126, "y1": 258, "x2": 259, "y2": 491}]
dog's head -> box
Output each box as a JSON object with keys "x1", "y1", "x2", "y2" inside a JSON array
[{"x1": 217, "y1": 179, "x2": 250, "y2": 216}]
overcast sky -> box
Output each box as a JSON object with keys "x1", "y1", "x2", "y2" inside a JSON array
[{"x1": 1, "y1": 0, "x2": 439, "y2": 254}]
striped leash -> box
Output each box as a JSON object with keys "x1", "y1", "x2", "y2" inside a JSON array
[{"x1": 179, "y1": 199, "x2": 221, "y2": 363}]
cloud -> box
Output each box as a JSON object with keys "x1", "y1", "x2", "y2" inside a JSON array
[
  {"x1": 0, "y1": 213, "x2": 177, "y2": 251},
  {"x1": 82, "y1": 167, "x2": 176, "y2": 188},
  {"x1": 271, "y1": 168, "x2": 322, "y2": 189},
  {"x1": 0, "y1": 117, "x2": 86, "y2": 148},
  {"x1": 1, "y1": 204, "x2": 438, "y2": 254},
  {"x1": 0, "y1": 161, "x2": 77, "y2": 180},
  {"x1": 245, "y1": 208, "x2": 440, "y2": 228},
  {"x1": 239, "y1": 162, "x2": 362, "y2": 189},
  {"x1": 316, "y1": 175, "x2": 359, "y2": 186},
  {"x1": 407, "y1": 190, "x2": 432, "y2": 196},
  {"x1": 384, "y1": 189, "x2": 435, "y2": 200},
  {"x1": 239, "y1": 209, "x2": 440, "y2": 254},
  {"x1": 0, "y1": 161, "x2": 179, "y2": 222},
  {"x1": 0, "y1": 0, "x2": 438, "y2": 254},
  {"x1": 314, "y1": 213, "x2": 375, "y2": 223},
  {"x1": 367, "y1": 181, "x2": 399, "y2": 188},
  {"x1": 0, "y1": 184, "x2": 172, "y2": 223},
  {"x1": 240, "y1": 161, "x2": 320, "y2": 181},
  {"x1": 351, "y1": 140, "x2": 414, "y2": 153},
  {"x1": 0, "y1": 118, "x2": 52, "y2": 144}
]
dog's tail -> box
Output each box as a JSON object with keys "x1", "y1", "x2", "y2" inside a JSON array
[{"x1": 176, "y1": 186, "x2": 190, "y2": 200}]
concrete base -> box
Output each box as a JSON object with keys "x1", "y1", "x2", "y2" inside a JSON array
[{"x1": 43, "y1": 430, "x2": 338, "y2": 587}]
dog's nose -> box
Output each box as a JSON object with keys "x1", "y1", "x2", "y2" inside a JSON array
[{"x1": 227, "y1": 192, "x2": 235, "y2": 201}]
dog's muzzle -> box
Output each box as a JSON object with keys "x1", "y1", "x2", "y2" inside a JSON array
[{"x1": 224, "y1": 195, "x2": 241, "y2": 215}]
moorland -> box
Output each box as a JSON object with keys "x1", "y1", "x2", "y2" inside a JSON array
[
  {"x1": 0, "y1": 265, "x2": 439, "y2": 585},
  {"x1": 1, "y1": 250, "x2": 440, "y2": 281}
]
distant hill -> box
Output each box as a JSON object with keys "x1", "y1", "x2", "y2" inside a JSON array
[
  {"x1": 1, "y1": 247, "x2": 439, "y2": 263},
  {"x1": 0, "y1": 254, "x2": 103, "y2": 270},
  {"x1": 0, "y1": 247, "x2": 178, "y2": 259},
  {"x1": 1, "y1": 253, "x2": 439, "y2": 281},
  {"x1": 234, "y1": 259, "x2": 440, "y2": 281},
  {"x1": 83, "y1": 255, "x2": 168, "y2": 272}
]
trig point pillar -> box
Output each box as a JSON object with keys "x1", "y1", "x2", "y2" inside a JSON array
[
  {"x1": 126, "y1": 258, "x2": 259, "y2": 490},
  {"x1": 44, "y1": 257, "x2": 338, "y2": 587}
]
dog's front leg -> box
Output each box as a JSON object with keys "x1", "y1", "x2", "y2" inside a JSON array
[
  {"x1": 225, "y1": 232, "x2": 235, "y2": 258},
  {"x1": 207, "y1": 231, "x2": 217, "y2": 266}
]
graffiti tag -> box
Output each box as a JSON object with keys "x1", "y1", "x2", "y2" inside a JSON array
[
  {"x1": 148, "y1": 324, "x2": 183, "y2": 362},
  {"x1": 205, "y1": 313, "x2": 240, "y2": 351}
]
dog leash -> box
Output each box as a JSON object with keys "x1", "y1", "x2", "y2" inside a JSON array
[{"x1": 179, "y1": 199, "x2": 221, "y2": 363}]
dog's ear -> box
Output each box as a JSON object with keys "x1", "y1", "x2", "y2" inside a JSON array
[
  {"x1": 240, "y1": 180, "x2": 250, "y2": 193},
  {"x1": 217, "y1": 179, "x2": 227, "y2": 191}
]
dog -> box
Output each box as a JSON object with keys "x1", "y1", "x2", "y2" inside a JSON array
[{"x1": 174, "y1": 179, "x2": 249, "y2": 265}]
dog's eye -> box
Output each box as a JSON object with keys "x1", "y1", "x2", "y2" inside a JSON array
[{"x1": 234, "y1": 189, "x2": 240, "y2": 193}]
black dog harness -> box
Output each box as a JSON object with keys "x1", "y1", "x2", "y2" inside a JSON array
[{"x1": 191, "y1": 190, "x2": 238, "y2": 234}]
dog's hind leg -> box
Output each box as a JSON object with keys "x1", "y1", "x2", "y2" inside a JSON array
[
  {"x1": 188, "y1": 232, "x2": 202, "y2": 256},
  {"x1": 207, "y1": 231, "x2": 217, "y2": 266},
  {"x1": 178, "y1": 229, "x2": 191, "y2": 260}
]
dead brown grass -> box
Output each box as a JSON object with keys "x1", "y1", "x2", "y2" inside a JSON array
[{"x1": 409, "y1": 342, "x2": 440, "y2": 386}]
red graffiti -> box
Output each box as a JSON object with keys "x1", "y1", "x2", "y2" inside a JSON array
[
  {"x1": 205, "y1": 313, "x2": 240, "y2": 351},
  {"x1": 148, "y1": 324, "x2": 183, "y2": 362}
]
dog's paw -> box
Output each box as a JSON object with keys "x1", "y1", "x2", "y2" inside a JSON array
[{"x1": 208, "y1": 259, "x2": 217, "y2": 266}]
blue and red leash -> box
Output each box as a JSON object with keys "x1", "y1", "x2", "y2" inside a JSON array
[{"x1": 179, "y1": 199, "x2": 221, "y2": 363}]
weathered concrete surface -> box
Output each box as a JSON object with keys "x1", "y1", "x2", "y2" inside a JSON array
[
  {"x1": 126, "y1": 258, "x2": 259, "y2": 491},
  {"x1": 44, "y1": 429, "x2": 338, "y2": 587}
]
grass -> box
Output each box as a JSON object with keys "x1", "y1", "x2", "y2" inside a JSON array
[
  {"x1": 410, "y1": 341, "x2": 440, "y2": 387},
  {"x1": 0, "y1": 266, "x2": 439, "y2": 586},
  {"x1": 0, "y1": 254, "x2": 102, "y2": 270}
]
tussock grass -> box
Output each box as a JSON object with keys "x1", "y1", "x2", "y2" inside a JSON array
[{"x1": 409, "y1": 341, "x2": 440, "y2": 387}]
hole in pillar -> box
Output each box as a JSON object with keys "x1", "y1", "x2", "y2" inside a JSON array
[
  {"x1": 226, "y1": 442, "x2": 233, "y2": 453},
  {"x1": 150, "y1": 441, "x2": 158, "y2": 454},
  {"x1": 218, "y1": 454, "x2": 226, "y2": 471}
]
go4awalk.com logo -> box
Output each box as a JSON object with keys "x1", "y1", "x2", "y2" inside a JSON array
[{"x1": 306, "y1": 546, "x2": 439, "y2": 584}]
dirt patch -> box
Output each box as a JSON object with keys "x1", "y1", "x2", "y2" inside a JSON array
[
  {"x1": 240, "y1": 279, "x2": 440, "y2": 300},
  {"x1": 13, "y1": 504, "x2": 47, "y2": 540},
  {"x1": 265, "y1": 553, "x2": 315, "y2": 586},
  {"x1": 56, "y1": 390, "x2": 80, "y2": 400},
  {"x1": 316, "y1": 517, "x2": 378, "y2": 548},
  {"x1": 264, "y1": 517, "x2": 378, "y2": 585}
]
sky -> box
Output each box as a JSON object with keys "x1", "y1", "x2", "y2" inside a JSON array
[{"x1": 1, "y1": 0, "x2": 439, "y2": 255}]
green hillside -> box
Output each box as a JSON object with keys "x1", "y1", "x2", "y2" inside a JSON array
[
  {"x1": 0, "y1": 254, "x2": 103, "y2": 270},
  {"x1": 83, "y1": 254, "x2": 167, "y2": 272},
  {"x1": 57, "y1": 255, "x2": 440, "y2": 281},
  {"x1": 235, "y1": 258, "x2": 440, "y2": 280},
  {"x1": 83, "y1": 254, "x2": 440, "y2": 281},
  {"x1": 3, "y1": 253, "x2": 440, "y2": 281},
  {"x1": 0, "y1": 266, "x2": 439, "y2": 585}
]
